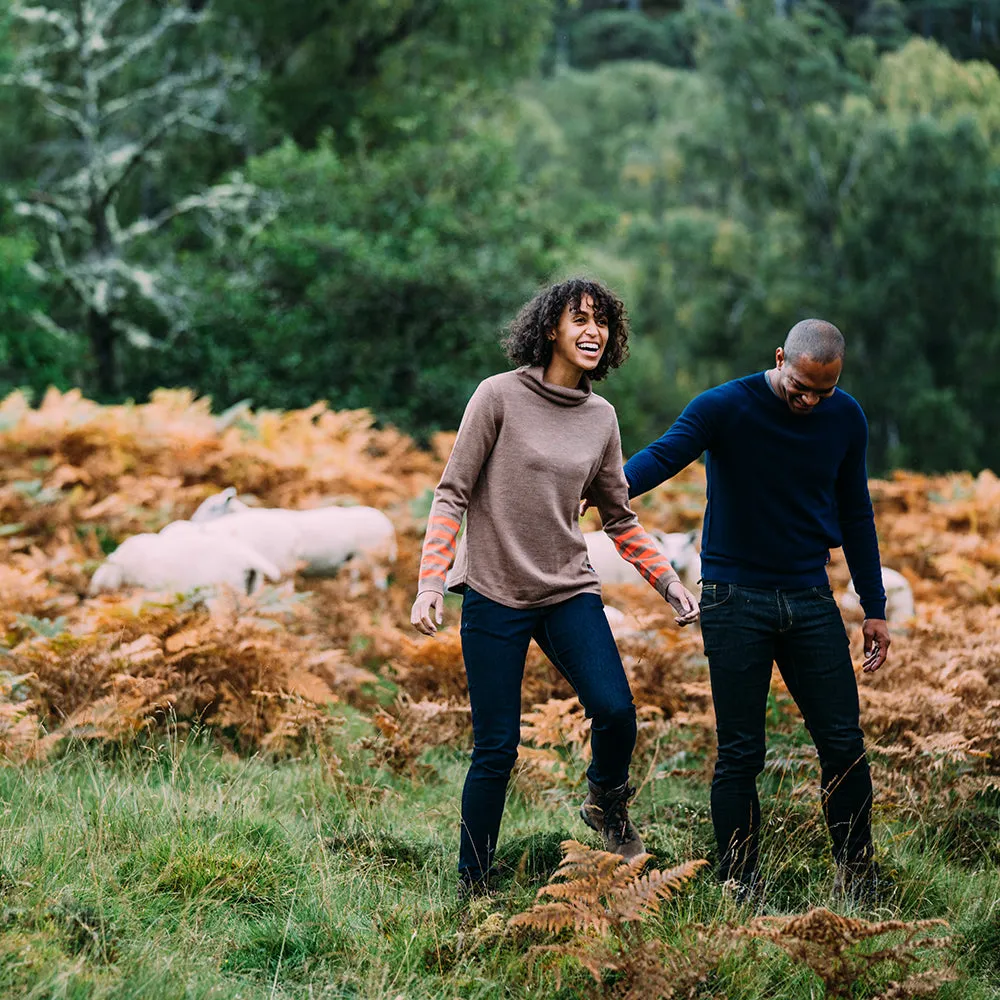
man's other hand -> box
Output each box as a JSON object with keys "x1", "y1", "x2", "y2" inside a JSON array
[
  {"x1": 861, "y1": 618, "x2": 890, "y2": 673},
  {"x1": 411, "y1": 591, "x2": 444, "y2": 635}
]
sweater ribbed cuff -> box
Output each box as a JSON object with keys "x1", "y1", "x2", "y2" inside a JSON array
[
  {"x1": 657, "y1": 569, "x2": 682, "y2": 601},
  {"x1": 417, "y1": 578, "x2": 446, "y2": 598},
  {"x1": 861, "y1": 599, "x2": 887, "y2": 621}
]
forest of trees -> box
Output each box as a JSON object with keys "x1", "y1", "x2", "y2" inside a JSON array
[{"x1": 2, "y1": 0, "x2": 1000, "y2": 474}]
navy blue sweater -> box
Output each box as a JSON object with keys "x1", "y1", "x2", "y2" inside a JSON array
[{"x1": 623, "y1": 372, "x2": 887, "y2": 619}]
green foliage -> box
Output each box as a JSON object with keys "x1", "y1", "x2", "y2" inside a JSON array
[
  {"x1": 0, "y1": 231, "x2": 79, "y2": 397},
  {"x1": 527, "y1": 4, "x2": 1000, "y2": 471},
  {"x1": 132, "y1": 120, "x2": 565, "y2": 436},
  {"x1": 569, "y1": 10, "x2": 693, "y2": 69},
  {"x1": 3, "y1": 0, "x2": 1000, "y2": 474},
  {"x1": 663, "y1": 12, "x2": 1000, "y2": 473},
  {"x1": 214, "y1": 0, "x2": 556, "y2": 150}
]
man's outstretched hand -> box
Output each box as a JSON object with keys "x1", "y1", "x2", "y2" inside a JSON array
[
  {"x1": 861, "y1": 618, "x2": 890, "y2": 673},
  {"x1": 667, "y1": 580, "x2": 700, "y2": 627},
  {"x1": 411, "y1": 591, "x2": 444, "y2": 635}
]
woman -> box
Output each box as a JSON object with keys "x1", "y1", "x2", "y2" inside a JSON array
[{"x1": 410, "y1": 278, "x2": 699, "y2": 895}]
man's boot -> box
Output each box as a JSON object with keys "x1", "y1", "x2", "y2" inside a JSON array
[
  {"x1": 833, "y1": 859, "x2": 887, "y2": 908},
  {"x1": 580, "y1": 779, "x2": 645, "y2": 860}
]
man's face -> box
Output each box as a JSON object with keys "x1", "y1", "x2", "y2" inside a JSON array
[
  {"x1": 773, "y1": 347, "x2": 842, "y2": 415},
  {"x1": 549, "y1": 294, "x2": 609, "y2": 373}
]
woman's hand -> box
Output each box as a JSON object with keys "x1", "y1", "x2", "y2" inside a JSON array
[
  {"x1": 411, "y1": 591, "x2": 444, "y2": 635},
  {"x1": 666, "y1": 580, "x2": 700, "y2": 627}
]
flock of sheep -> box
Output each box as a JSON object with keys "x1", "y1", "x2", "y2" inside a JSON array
[
  {"x1": 88, "y1": 492, "x2": 914, "y2": 627},
  {"x1": 88, "y1": 488, "x2": 397, "y2": 596}
]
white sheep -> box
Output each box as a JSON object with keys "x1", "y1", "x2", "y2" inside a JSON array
[
  {"x1": 192, "y1": 489, "x2": 397, "y2": 587},
  {"x1": 840, "y1": 566, "x2": 915, "y2": 624},
  {"x1": 88, "y1": 522, "x2": 282, "y2": 596},
  {"x1": 603, "y1": 605, "x2": 627, "y2": 634},
  {"x1": 654, "y1": 530, "x2": 701, "y2": 593},
  {"x1": 191, "y1": 486, "x2": 248, "y2": 521},
  {"x1": 585, "y1": 529, "x2": 701, "y2": 592},
  {"x1": 602, "y1": 605, "x2": 647, "y2": 639}
]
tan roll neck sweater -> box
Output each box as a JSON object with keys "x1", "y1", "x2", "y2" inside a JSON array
[{"x1": 418, "y1": 366, "x2": 680, "y2": 609}]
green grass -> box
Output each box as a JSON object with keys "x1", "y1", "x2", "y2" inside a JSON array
[{"x1": 0, "y1": 716, "x2": 997, "y2": 999}]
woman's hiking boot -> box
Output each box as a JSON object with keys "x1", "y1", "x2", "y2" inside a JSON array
[
  {"x1": 457, "y1": 871, "x2": 494, "y2": 902},
  {"x1": 579, "y1": 779, "x2": 645, "y2": 860}
]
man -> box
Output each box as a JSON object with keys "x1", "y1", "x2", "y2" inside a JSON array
[{"x1": 623, "y1": 319, "x2": 890, "y2": 902}]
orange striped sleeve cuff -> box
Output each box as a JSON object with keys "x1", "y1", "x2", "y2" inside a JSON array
[
  {"x1": 418, "y1": 514, "x2": 461, "y2": 594},
  {"x1": 612, "y1": 529, "x2": 679, "y2": 596}
]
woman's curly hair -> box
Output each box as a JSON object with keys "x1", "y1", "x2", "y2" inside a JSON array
[{"x1": 501, "y1": 278, "x2": 630, "y2": 382}]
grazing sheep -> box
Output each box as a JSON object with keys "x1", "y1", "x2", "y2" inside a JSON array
[
  {"x1": 584, "y1": 529, "x2": 701, "y2": 592},
  {"x1": 88, "y1": 522, "x2": 282, "y2": 596},
  {"x1": 192, "y1": 490, "x2": 397, "y2": 587},
  {"x1": 841, "y1": 566, "x2": 915, "y2": 624},
  {"x1": 603, "y1": 605, "x2": 627, "y2": 633},
  {"x1": 191, "y1": 486, "x2": 248, "y2": 521},
  {"x1": 602, "y1": 605, "x2": 646, "y2": 639},
  {"x1": 653, "y1": 530, "x2": 701, "y2": 593}
]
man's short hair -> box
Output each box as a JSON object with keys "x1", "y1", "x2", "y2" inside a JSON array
[{"x1": 783, "y1": 319, "x2": 845, "y2": 365}]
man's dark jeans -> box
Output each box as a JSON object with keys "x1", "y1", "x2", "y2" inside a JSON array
[
  {"x1": 699, "y1": 580, "x2": 873, "y2": 884},
  {"x1": 458, "y1": 587, "x2": 637, "y2": 884}
]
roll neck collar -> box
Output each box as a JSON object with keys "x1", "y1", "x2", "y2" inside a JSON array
[{"x1": 516, "y1": 365, "x2": 592, "y2": 407}]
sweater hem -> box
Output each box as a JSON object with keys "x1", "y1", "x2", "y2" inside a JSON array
[
  {"x1": 447, "y1": 573, "x2": 604, "y2": 610},
  {"x1": 700, "y1": 558, "x2": 831, "y2": 591}
]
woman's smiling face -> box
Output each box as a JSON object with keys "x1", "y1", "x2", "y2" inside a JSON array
[{"x1": 548, "y1": 294, "x2": 609, "y2": 374}]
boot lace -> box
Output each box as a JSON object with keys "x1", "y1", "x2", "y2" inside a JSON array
[{"x1": 604, "y1": 784, "x2": 636, "y2": 842}]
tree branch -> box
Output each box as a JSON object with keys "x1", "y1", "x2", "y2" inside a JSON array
[
  {"x1": 93, "y1": 5, "x2": 202, "y2": 83},
  {"x1": 11, "y1": 4, "x2": 78, "y2": 42},
  {"x1": 119, "y1": 180, "x2": 257, "y2": 243},
  {"x1": 98, "y1": 89, "x2": 231, "y2": 208},
  {"x1": 101, "y1": 66, "x2": 221, "y2": 118},
  {"x1": 14, "y1": 199, "x2": 71, "y2": 231},
  {"x1": 91, "y1": 0, "x2": 131, "y2": 41},
  {"x1": 36, "y1": 93, "x2": 91, "y2": 137},
  {"x1": 837, "y1": 131, "x2": 872, "y2": 203},
  {"x1": 29, "y1": 309, "x2": 75, "y2": 342},
  {"x1": 0, "y1": 70, "x2": 83, "y2": 101}
]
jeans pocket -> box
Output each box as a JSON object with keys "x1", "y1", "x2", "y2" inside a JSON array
[
  {"x1": 699, "y1": 581, "x2": 734, "y2": 612},
  {"x1": 460, "y1": 587, "x2": 485, "y2": 632},
  {"x1": 812, "y1": 585, "x2": 839, "y2": 605}
]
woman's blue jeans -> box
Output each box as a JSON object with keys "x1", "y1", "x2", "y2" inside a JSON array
[
  {"x1": 458, "y1": 587, "x2": 637, "y2": 883},
  {"x1": 699, "y1": 581, "x2": 873, "y2": 884}
]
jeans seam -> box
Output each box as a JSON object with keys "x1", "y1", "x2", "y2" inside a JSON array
[{"x1": 778, "y1": 590, "x2": 793, "y2": 632}]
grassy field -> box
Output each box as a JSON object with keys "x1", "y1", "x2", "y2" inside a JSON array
[
  {"x1": 1, "y1": 706, "x2": 998, "y2": 1000},
  {"x1": 2, "y1": 393, "x2": 999, "y2": 998}
]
